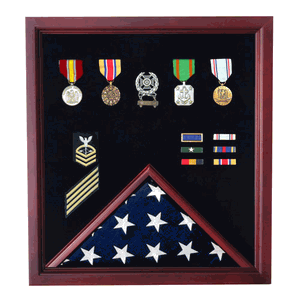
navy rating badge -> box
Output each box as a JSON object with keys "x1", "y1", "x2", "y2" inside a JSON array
[{"x1": 73, "y1": 132, "x2": 98, "y2": 167}]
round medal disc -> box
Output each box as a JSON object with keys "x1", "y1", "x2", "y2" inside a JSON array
[
  {"x1": 62, "y1": 85, "x2": 82, "y2": 106},
  {"x1": 213, "y1": 85, "x2": 232, "y2": 106},
  {"x1": 101, "y1": 84, "x2": 121, "y2": 106}
]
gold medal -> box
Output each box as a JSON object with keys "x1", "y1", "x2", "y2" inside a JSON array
[
  {"x1": 213, "y1": 83, "x2": 232, "y2": 106},
  {"x1": 210, "y1": 59, "x2": 233, "y2": 106},
  {"x1": 101, "y1": 81, "x2": 121, "y2": 106},
  {"x1": 99, "y1": 59, "x2": 121, "y2": 106}
]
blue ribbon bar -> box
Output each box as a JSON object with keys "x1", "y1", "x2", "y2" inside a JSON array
[{"x1": 181, "y1": 133, "x2": 203, "y2": 143}]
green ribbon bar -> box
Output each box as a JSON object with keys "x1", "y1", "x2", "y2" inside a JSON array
[
  {"x1": 173, "y1": 59, "x2": 195, "y2": 82},
  {"x1": 181, "y1": 147, "x2": 203, "y2": 153}
]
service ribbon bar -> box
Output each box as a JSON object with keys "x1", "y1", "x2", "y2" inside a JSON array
[
  {"x1": 65, "y1": 165, "x2": 99, "y2": 217},
  {"x1": 99, "y1": 59, "x2": 121, "y2": 82},
  {"x1": 59, "y1": 59, "x2": 83, "y2": 84},
  {"x1": 173, "y1": 59, "x2": 195, "y2": 82},
  {"x1": 210, "y1": 58, "x2": 232, "y2": 83},
  {"x1": 213, "y1": 146, "x2": 236, "y2": 153},
  {"x1": 181, "y1": 147, "x2": 203, "y2": 153},
  {"x1": 181, "y1": 133, "x2": 203, "y2": 143},
  {"x1": 213, "y1": 159, "x2": 236, "y2": 165},
  {"x1": 213, "y1": 134, "x2": 236, "y2": 141},
  {"x1": 181, "y1": 159, "x2": 204, "y2": 165}
]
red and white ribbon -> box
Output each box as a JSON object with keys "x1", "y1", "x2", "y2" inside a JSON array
[{"x1": 210, "y1": 59, "x2": 232, "y2": 83}]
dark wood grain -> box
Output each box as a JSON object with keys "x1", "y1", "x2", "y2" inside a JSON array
[{"x1": 26, "y1": 16, "x2": 272, "y2": 285}]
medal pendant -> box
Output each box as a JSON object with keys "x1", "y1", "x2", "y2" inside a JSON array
[
  {"x1": 135, "y1": 72, "x2": 159, "y2": 108},
  {"x1": 62, "y1": 84, "x2": 83, "y2": 106},
  {"x1": 101, "y1": 82, "x2": 121, "y2": 106},
  {"x1": 174, "y1": 82, "x2": 194, "y2": 106},
  {"x1": 213, "y1": 84, "x2": 232, "y2": 106}
]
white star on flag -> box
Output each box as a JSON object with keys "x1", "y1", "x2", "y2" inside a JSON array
[
  {"x1": 177, "y1": 242, "x2": 198, "y2": 261},
  {"x1": 209, "y1": 242, "x2": 225, "y2": 261},
  {"x1": 179, "y1": 212, "x2": 195, "y2": 231},
  {"x1": 60, "y1": 259, "x2": 70, "y2": 265},
  {"x1": 145, "y1": 243, "x2": 166, "y2": 263},
  {"x1": 113, "y1": 245, "x2": 134, "y2": 264},
  {"x1": 189, "y1": 147, "x2": 194, "y2": 152},
  {"x1": 114, "y1": 214, "x2": 135, "y2": 234},
  {"x1": 147, "y1": 184, "x2": 166, "y2": 202},
  {"x1": 146, "y1": 212, "x2": 168, "y2": 232},
  {"x1": 80, "y1": 246, "x2": 101, "y2": 265}
]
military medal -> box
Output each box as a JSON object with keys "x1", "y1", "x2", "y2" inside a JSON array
[
  {"x1": 210, "y1": 58, "x2": 233, "y2": 106},
  {"x1": 59, "y1": 59, "x2": 83, "y2": 106},
  {"x1": 173, "y1": 59, "x2": 195, "y2": 106},
  {"x1": 135, "y1": 72, "x2": 159, "y2": 108},
  {"x1": 99, "y1": 59, "x2": 121, "y2": 106}
]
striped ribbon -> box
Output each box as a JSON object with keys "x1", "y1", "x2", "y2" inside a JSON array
[
  {"x1": 210, "y1": 59, "x2": 232, "y2": 83},
  {"x1": 213, "y1": 146, "x2": 236, "y2": 153},
  {"x1": 181, "y1": 159, "x2": 204, "y2": 165},
  {"x1": 173, "y1": 59, "x2": 195, "y2": 82},
  {"x1": 65, "y1": 165, "x2": 99, "y2": 217},
  {"x1": 99, "y1": 59, "x2": 121, "y2": 82},
  {"x1": 213, "y1": 159, "x2": 236, "y2": 165},
  {"x1": 213, "y1": 134, "x2": 236, "y2": 141},
  {"x1": 59, "y1": 60, "x2": 83, "y2": 83}
]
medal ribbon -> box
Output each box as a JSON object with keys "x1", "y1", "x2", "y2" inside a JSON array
[
  {"x1": 99, "y1": 59, "x2": 121, "y2": 82},
  {"x1": 173, "y1": 59, "x2": 195, "y2": 82},
  {"x1": 59, "y1": 60, "x2": 83, "y2": 84},
  {"x1": 210, "y1": 58, "x2": 232, "y2": 83}
]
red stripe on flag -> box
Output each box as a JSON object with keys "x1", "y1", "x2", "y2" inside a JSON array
[
  {"x1": 222, "y1": 146, "x2": 226, "y2": 153},
  {"x1": 224, "y1": 159, "x2": 229, "y2": 165},
  {"x1": 59, "y1": 60, "x2": 68, "y2": 79},
  {"x1": 181, "y1": 159, "x2": 189, "y2": 165}
]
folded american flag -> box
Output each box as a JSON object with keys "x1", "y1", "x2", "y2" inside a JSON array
[{"x1": 60, "y1": 182, "x2": 238, "y2": 267}]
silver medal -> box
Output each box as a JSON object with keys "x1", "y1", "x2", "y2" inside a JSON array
[
  {"x1": 174, "y1": 82, "x2": 194, "y2": 106},
  {"x1": 62, "y1": 85, "x2": 82, "y2": 106},
  {"x1": 135, "y1": 72, "x2": 159, "y2": 108}
]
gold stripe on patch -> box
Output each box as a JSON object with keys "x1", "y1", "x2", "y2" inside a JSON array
[
  {"x1": 75, "y1": 154, "x2": 97, "y2": 163},
  {"x1": 75, "y1": 158, "x2": 97, "y2": 167},
  {"x1": 66, "y1": 183, "x2": 99, "y2": 216},
  {"x1": 66, "y1": 166, "x2": 98, "y2": 198},
  {"x1": 66, "y1": 178, "x2": 99, "y2": 209},
  {"x1": 76, "y1": 145, "x2": 96, "y2": 158},
  {"x1": 66, "y1": 173, "x2": 99, "y2": 204}
]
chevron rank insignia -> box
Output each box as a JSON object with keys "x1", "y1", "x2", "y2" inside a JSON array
[
  {"x1": 65, "y1": 165, "x2": 99, "y2": 217},
  {"x1": 73, "y1": 132, "x2": 98, "y2": 167}
]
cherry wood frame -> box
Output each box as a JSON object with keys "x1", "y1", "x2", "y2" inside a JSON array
[{"x1": 26, "y1": 17, "x2": 272, "y2": 285}]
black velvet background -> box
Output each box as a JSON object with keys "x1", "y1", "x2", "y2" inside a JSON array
[{"x1": 42, "y1": 34, "x2": 255, "y2": 265}]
